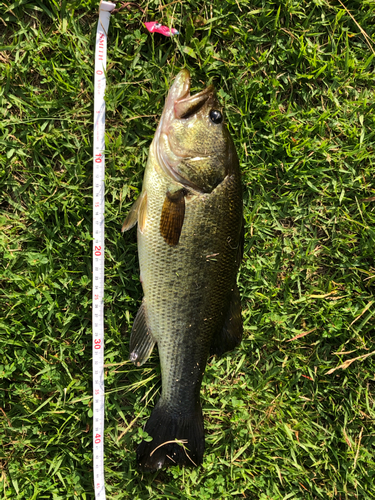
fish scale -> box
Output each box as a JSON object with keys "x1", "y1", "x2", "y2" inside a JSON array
[
  {"x1": 122, "y1": 70, "x2": 243, "y2": 471},
  {"x1": 140, "y1": 150, "x2": 241, "y2": 400}
]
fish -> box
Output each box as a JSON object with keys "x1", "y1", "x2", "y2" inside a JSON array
[{"x1": 122, "y1": 69, "x2": 243, "y2": 471}]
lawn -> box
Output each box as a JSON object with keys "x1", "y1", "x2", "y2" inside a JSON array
[{"x1": 1, "y1": 0, "x2": 375, "y2": 498}]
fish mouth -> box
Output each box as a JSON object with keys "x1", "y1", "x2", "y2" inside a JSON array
[
  {"x1": 174, "y1": 83, "x2": 215, "y2": 120},
  {"x1": 153, "y1": 70, "x2": 214, "y2": 192}
]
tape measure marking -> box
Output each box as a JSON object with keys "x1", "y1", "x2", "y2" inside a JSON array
[{"x1": 93, "y1": 3, "x2": 115, "y2": 499}]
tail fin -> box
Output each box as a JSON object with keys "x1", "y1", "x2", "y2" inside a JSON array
[{"x1": 137, "y1": 400, "x2": 205, "y2": 471}]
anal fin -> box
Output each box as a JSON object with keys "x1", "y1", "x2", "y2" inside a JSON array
[
  {"x1": 210, "y1": 284, "x2": 243, "y2": 357},
  {"x1": 129, "y1": 299, "x2": 156, "y2": 366}
]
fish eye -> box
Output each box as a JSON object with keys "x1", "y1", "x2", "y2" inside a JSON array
[{"x1": 209, "y1": 109, "x2": 223, "y2": 124}]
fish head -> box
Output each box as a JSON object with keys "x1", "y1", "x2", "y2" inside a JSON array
[{"x1": 154, "y1": 70, "x2": 237, "y2": 193}]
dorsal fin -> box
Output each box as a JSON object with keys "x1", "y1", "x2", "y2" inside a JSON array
[{"x1": 210, "y1": 284, "x2": 242, "y2": 357}]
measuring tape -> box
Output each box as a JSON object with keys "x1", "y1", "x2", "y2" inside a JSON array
[
  {"x1": 93, "y1": 2, "x2": 115, "y2": 499},
  {"x1": 92, "y1": 4, "x2": 177, "y2": 496}
]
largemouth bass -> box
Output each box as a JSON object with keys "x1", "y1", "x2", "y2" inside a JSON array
[{"x1": 122, "y1": 69, "x2": 243, "y2": 471}]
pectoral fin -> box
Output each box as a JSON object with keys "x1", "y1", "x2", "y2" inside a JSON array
[
  {"x1": 121, "y1": 191, "x2": 147, "y2": 233},
  {"x1": 129, "y1": 299, "x2": 156, "y2": 366},
  {"x1": 210, "y1": 284, "x2": 243, "y2": 357},
  {"x1": 160, "y1": 189, "x2": 186, "y2": 246}
]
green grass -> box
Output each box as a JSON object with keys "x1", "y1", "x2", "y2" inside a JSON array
[{"x1": 1, "y1": 0, "x2": 375, "y2": 498}]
